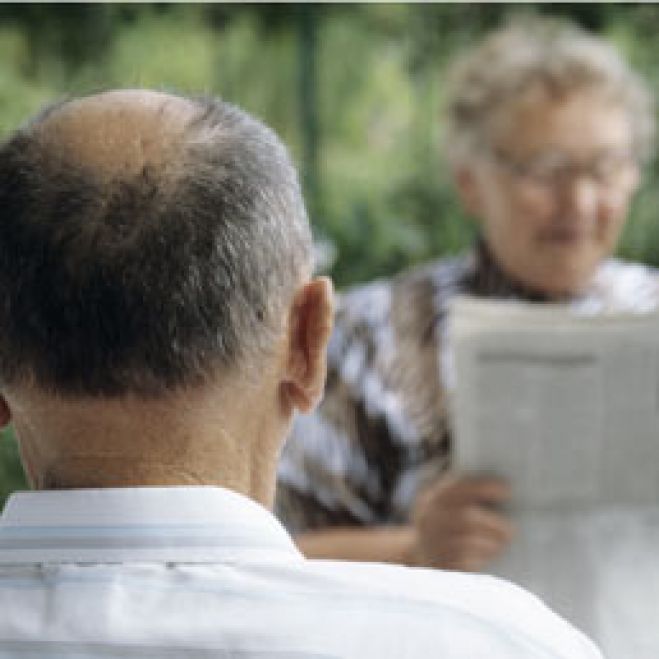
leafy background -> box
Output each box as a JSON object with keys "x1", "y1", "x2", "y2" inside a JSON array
[{"x1": 1, "y1": 3, "x2": 659, "y2": 502}]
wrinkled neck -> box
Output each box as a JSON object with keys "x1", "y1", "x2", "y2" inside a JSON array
[{"x1": 8, "y1": 380, "x2": 286, "y2": 508}]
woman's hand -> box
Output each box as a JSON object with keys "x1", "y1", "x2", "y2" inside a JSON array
[{"x1": 410, "y1": 474, "x2": 514, "y2": 571}]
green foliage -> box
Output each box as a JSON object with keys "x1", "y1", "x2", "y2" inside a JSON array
[
  {"x1": 1, "y1": 4, "x2": 658, "y2": 283},
  {"x1": 0, "y1": 4, "x2": 659, "y2": 503},
  {"x1": 0, "y1": 428, "x2": 27, "y2": 503}
]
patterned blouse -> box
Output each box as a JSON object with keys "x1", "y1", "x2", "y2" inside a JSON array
[{"x1": 276, "y1": 244, "x2": 659, "y2": 533}]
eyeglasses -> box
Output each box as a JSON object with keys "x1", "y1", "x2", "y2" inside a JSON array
[{"x1": 489, "y1": 148, "x2": 638, "y2": 190}]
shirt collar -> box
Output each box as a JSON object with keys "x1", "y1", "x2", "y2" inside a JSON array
[{"x1": 0, "y1": 486, "x2": 301, "y2": 564}]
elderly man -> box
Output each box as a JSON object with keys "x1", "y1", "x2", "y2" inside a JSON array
[{"x1": 0, "y1": 89, "x2": 599, "y2": 657}]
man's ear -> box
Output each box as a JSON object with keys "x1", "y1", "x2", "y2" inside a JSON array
[
  {"x1": 453, "y1": 165, "x2": 484, "y2": 218},
  {"x1": 0, "y1": 395, "x2": 10, "y2": 429},
  {"x1": 282, "y1": 276, "x2": 334, "y2": 414}
]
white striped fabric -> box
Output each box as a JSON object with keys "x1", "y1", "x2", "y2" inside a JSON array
[{"x1": 0, "y1": 487, "x2": 601, "y2": 658}]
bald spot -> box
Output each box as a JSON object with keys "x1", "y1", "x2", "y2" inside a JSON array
[{"x1": 34, "y1": 90, "x2": 199, "y2": 180}]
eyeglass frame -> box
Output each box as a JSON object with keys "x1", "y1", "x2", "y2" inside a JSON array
[{"x1": 485, "y1": 146, "x2": 639, "y2": 190}]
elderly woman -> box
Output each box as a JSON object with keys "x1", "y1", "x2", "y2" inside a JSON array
[{"x1": 276, "y1": 18, "x2": 658, "y2": 571}]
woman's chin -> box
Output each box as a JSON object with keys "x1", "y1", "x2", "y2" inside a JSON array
[{"x1": 523, "y1": 267, "x2": 594, "y2": 300}]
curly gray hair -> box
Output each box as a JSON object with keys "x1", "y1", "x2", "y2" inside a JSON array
[{"x1": 444, "y1": 17, "x2": 654, "y2": 165}]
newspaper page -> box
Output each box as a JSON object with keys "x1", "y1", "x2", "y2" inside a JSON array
[{"x1": 449, "y1": 296, "x2": 659, "y2": 659}]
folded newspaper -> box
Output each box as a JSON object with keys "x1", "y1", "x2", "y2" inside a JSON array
[{"x1": 449, "y1": 296, "x2": 659, "y2": 659}]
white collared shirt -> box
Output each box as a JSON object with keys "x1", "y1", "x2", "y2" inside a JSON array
[{"x1": 0, "y1": 487, "x2": 600, "y2": 658}]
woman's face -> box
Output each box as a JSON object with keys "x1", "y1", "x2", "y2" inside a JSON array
[{"x1": 457, "y1": 89, "x2": 640, "y2": 297}]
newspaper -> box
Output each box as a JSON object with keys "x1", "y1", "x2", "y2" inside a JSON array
[{"x1": 449, "y1": 296, "x2": 659, "y2": 659}]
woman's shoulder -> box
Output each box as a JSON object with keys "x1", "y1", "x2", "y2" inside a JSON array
[{"x1": 338, "y1": 253, "x2": 472, "y2": 318}]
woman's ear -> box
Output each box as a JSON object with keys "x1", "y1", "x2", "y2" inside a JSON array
[
  {"x1": 281, "y1": 277, "x2": 334, "y2": 414},
  {"x1": 628, "y1": 162, "x2": 642, "y2": 195},
  {"x1": 453, "y1": 165, "x2": 484, "y2": 218}
]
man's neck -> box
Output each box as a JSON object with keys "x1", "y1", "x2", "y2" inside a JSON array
[
  {"x1": 36, "y1": 453, "x2": 279, "y2": 505},
  {"x1": 6, "y1": 380, "x2": 286, "y2": 508}
]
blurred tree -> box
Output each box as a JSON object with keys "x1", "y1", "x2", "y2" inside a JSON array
[{"x1": 297, "y1": 4, "x2": 321, "y2": 227}]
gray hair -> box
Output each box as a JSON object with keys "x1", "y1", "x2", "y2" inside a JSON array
[
  {"x1": 0, "y1": 93, "x2": 313, "y2": 396},
  {"x1": 444, "y1": 17, "x2": 654, "y2": 165}
]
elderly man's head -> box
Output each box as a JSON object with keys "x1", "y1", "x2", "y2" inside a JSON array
[
  {"x1": 445, "y1": 18, "x2": 652, "y2": 297},
  {"x1": 0, "y1": 90, "x2": 332, "y2": 497}
]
